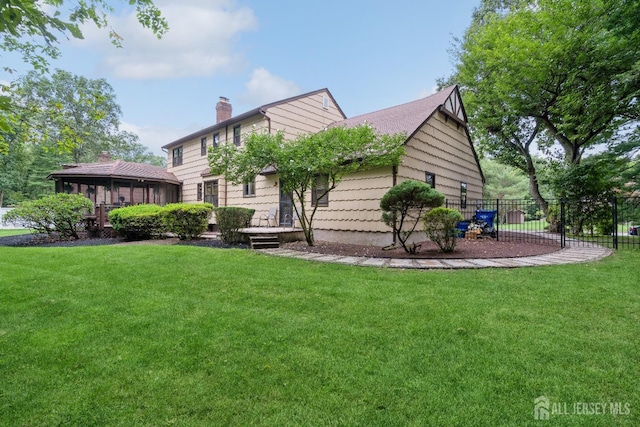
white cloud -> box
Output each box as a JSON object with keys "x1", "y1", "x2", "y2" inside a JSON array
[
  {"x1": 417, "y1": 85, "x2": 439, "y2": 99},
  {"x1": 240, "y1": 68, "x2": 300, "y2": 105},
  {"x1": 78, "y1": 0, "x2": 258, "y2": 79},
  {"x1": 121, "y1": 121, "x2": 191, "y2": 156}
]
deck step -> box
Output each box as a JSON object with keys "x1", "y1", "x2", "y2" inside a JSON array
[{"x1": 249, "y1": 235, "x2": 280, "y2": 249}]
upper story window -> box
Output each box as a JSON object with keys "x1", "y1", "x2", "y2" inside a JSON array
[
  {"x1": 213, "y1": 132, "x2": 220, "y2": 148},
  {"x1": 200, "y1": 137, "x2": 207, "y2": 156},
  {"x1": 172, "y1": 146, "x2": 183, "y2": 167},
  {"x1": 312, "y1": 174, "x2": 329, "y2": 207},
  {"x1": 425, "y1": 172, "x2": 436, "y2": 188},
  {"x1": 233, "y1": 125, "x2": 241, "y2": 146},
  {"x1": 322, "y1": 96, "x2": 330, "y2": 109}
]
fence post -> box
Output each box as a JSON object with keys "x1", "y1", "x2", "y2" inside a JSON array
[
  {"x1": 560, "y1": 199, "x2": 566, "y2": 248},
  {"x1": 612, "y1": 197, "x2": 618, "y2": 250},
  {"x1": 495, "y1": 198, "x2": 500, "y2": 241}
]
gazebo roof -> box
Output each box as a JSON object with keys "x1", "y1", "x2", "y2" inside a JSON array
[{"x1": 48, "y1": 160, "x2": 181, "y2": 185}]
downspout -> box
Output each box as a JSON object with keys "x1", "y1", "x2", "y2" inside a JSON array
[
  {"x1": 224, "y1": 125, "x2": 229, "y2": 206},
  {"x1": 392, "y1": 165, "x2": 398, "y2": 245},
  {"x1": 261, "y1": 110, "x2": 272, "y2": 134}
]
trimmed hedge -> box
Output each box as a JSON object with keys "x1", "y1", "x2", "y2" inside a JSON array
[
  {"x1": 161, "y1": 203, "x2": 214, "y2": 240},
  {"x1": 215, "y1": 206, "x2": 255, "y2": 243},
  {"x1": 108, "y1": 204, "x2": 166, "y2": 241}
]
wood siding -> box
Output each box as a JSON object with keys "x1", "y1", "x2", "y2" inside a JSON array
[{"x1": 398, "y1": 111, "x2": 483, "y2": 201}]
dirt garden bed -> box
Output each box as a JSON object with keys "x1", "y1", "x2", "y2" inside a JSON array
[{"x1": 282, "y1": 236, "x2": 561, "y2": 259}]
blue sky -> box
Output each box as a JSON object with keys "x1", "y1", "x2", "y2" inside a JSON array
[{"x1": 2, "y1": 0, "x2": 480, "y2": 156}]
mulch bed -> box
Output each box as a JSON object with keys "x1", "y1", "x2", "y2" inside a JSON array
[
  {"x1": 282, "y1": 237, "x2": 561, "y2": 259},
  {"x1": 0, "y1": 233, "x2": 249, "y2": 250}
]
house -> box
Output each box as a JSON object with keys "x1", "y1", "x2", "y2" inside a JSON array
[
  {"x1": 162, "y1": 89, "x2": 346, "y2": 228},
  {"x1": 163, "y1": 85, "x2": 484, "y2": 245}
]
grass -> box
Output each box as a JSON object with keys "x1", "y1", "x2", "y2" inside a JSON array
[
  {"x1": 0, "y1": 228, "x2": 31, "y2": 237},
  {"x1": 1, "y1": 245, "x2": 638, "y2": 426}
]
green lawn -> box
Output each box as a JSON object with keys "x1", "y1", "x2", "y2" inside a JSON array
[
  {"x1": 0, "y1": 228, "x2": 31, "y2": 237},
  {"x1": 1, "y1": 245, "x2": 638, "y2": 426}
]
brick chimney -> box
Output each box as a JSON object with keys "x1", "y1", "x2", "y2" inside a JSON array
[
  {"x1": 98, "y1": 152, "x2": 112, "y2": 163},
  {"x1": 216, "y1": 96, "x2": 232, "y2": 124}
]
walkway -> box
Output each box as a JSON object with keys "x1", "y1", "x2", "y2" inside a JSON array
[{"x1": 256, "y1": 244, "x2": 613, "y2": 269}]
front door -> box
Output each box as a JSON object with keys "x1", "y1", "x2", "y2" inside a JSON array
[{"x1": 279, "y1": 182, "x2": 293, "y2": 226}]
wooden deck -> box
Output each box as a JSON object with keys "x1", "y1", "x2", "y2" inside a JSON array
[{"x1": 238, "y1": 227, "x2": 305, "y2": 243}]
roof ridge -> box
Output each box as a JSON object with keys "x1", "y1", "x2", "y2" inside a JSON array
[{"x1": 338, "y1": 85, "x2": 456, "y2": 124}]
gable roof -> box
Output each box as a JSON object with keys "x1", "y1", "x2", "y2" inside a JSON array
[
  {"x1": 331, "y1": 85, "x2": 464, "y2": 139},
  {"x1": 331, "y1": 85, "x2": 484, "y2": 183},
  {"x1": 162, "y1": 88, "x2": 346, "y2": 150},
  {"x1": 48, "y1": 160, "x2": 181, "y2": 185}
]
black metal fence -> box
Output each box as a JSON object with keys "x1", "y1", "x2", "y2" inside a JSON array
[{"x1": 445, "y1": 197, "x2": 640, "y2": 250}]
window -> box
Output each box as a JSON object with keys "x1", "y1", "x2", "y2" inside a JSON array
[
  {"x1": 204, "y1": 180, "x2": 218, "y2": 207},
  {"x1": 172, "y1": 146, "x2": 183, "y2": 166},
  {"x1": 460, "y1": 182, "x2": 467, "y2": 209},
  {"x1": 312, "y1": 174, "x2": 329, "y2": 207},
  {"x1": 213, "y1": 132, "x2": 220, "y2": 148},
  {"x1": 201, "y1": 137, "x2": 207, "y2": 156},
  {"x1": 322, "y1": 96, "x2": 330, "y2": 109},
  {"x1": 233, "y1": 125, "x2": 241, "y2": 146},
  {"x1": 243, "y1": 179, "x2": 256, "y2": 197},
  {"x1": 197, "y1": 183, "x2": 203, "y2": 201},
  {"x1": 425, "y1": 172, "x2": 436, "y2": 188}
]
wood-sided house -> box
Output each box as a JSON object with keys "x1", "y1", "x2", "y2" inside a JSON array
[{"x1": 163, "y1": 85, "x2": 484, "y2": 245}]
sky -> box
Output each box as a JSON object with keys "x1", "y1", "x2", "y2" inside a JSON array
[{"x1": 2, "y1": 0, "x2": 481, "y2": 157}]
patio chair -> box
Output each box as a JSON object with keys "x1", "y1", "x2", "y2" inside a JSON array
[{"x1": 258, "y1": 207, "x2": 278, "y2": 227}]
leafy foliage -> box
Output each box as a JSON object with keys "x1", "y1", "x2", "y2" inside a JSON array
[
  {"x1": 0, "y1": 70, "x2": 164, "y2": 206},
  {"x1": 214, "y1": 207, "x2": 255, "y2": 243},
  {"x1": 446, "y1": 0, "x2": 640, "y2": 210},
  {"x1": 2, "y1": 193, "x2": 93, "y2": 239},
  {"x1": 209, "y1": 126, "x2": 406, "y2": 246},
  {"x1": 0, "y1": 0, "x2": 168, "y2": 151},
  {"x1": 380, "y1": 180, "x2": 444, "y2": 253},
  {"x1": 108, "y1": 204, "x2": 165, "y2": 241},
  {"x1": 161, "y1": 203, "x2": 214, "y2": 240},
  {"x1": 423, "y1": 207, "x2": 464, "y2": 253}
]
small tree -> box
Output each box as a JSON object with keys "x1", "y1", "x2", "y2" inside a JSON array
[
  {"x1": 380, "y1": 180, "x2": 445, "y2": 253},
  {"x1": 423, "y1": 207, "x2": 464, "y2": 253},
  {"x1": 209, "y1": 126, "x2": 406, "y2": 246},
  {"x1": 3, "y1": 193, "x2": 93, "y2": 239}
]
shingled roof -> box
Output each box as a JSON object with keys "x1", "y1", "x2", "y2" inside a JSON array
[
  {"x1": 162, "y1": 88, "x2": 345, "y2": 150},
  {"x1": 331, "y1": 85, "x2": 462, "y2": 139},
  {"x1": 48, "y1": 160, "x2": 181, "y2": 185}
]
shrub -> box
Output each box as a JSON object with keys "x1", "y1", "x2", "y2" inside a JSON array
[
  {"x1": 3, "y1": 193, "x2": 93, "y2": 240},
  {"x1": 380, "y1": 180, "x2": 445, "y2": 253},
  {"x1": 423, "y1": 207, "x2": 464, "y2": 253},
  {"x1": 214, "y1": 206, "x2": 255, "y2": 243},
  {"x1": 161, "y1": 203, "x2": 214, "y2": 240},
  {"x1": 109, "y1": 204, "x2": 165, "y2": 241}
]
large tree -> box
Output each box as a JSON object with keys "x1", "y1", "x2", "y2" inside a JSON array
[
  {"x1": 209, "y1": 126, "x2": 406, "y2": 246},
  {"x1": 0, "y1": 0, "x2": 167, "y2": 153},
  {"x1": 14, "y1": 69, "x2": 122, "y2": 162},
  {"x1": 446, "y1": 0, "x2": 640, "y2": 209},
  {"x1": 0, "y1": 70, "x2": 164, "y2": 206}
]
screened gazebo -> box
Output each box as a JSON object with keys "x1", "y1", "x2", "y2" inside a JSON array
[{"x1": 47, "y1": 155, "x2": 181, "y2": 209}]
